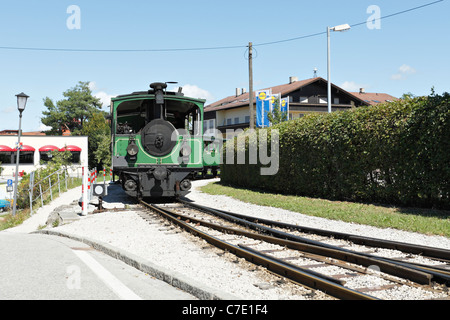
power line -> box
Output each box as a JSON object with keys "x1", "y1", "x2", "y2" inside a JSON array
[
  {"x1": 0, "y1": 0, "x2": 443, "y2": 53},
  {"x1": 253, "y1": 0, "x2": 444, "y2": 47},
  {"x1": 348, "y1": 0, "x2": 444, "y2": 28},
  {"x1": 0, "y1": 44, "x2": 247, "y2": 52}
]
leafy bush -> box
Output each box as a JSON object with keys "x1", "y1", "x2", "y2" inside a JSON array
[
  {"x1": 16, "y1": 150, "x2": 75, "y2": 209},
  {"x1": 221, "y1": 90, "x2": 450, "y2": 209}
]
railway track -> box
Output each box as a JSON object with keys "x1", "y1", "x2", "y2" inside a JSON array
[{"x1": 139, "y1": 199, "x2": 450, "y2": 300}]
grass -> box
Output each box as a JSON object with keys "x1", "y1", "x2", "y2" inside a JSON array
[
  {"x1": 0, "y1": 209, "x2": 30, "y2": 231},
  {"x1": 200, "y1": 181, "x2": 450, "y2": 237},
  {"x1": 0, "y1": 176, "x2": 83, "y2": 231}
]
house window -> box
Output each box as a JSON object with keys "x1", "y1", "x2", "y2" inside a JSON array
[
  {"x1": 333, "y1": 98, "x2": 340, "y2": 104},
  {"x1": 319, "y1": 97, "x2": 327, "y2": 104},
  {"x1": 13, "y1": 152, "x2": 34, "y2": 164},
  {"x1": 40, "y1": 152, "x2": 54, "y2": 163},
  {"x1": 0, "y1": 152, "x2": 12, "y2": 164},
  {"x1": 67, "y1": 152, "x2": 80, "y2": 164},
  {"x1": 203, "y1": 119, "x2": 216, "y2": 133},
  {"x1": 234, "y1": 117, "x2": 240, "y2": 124},
  {"x1": 299, "y1": 96, "x2": 308, "y2": 103},
  {"x1": 245, "y1": 116, "x2": 250, "y2": 123},
  {"x1": 226, "y1": 118, "x2": 232, "y2": 125}
]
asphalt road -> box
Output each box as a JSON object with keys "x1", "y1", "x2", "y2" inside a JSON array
[{"x1": 0, "y1": 233, "x2": 196, "y2": 300}]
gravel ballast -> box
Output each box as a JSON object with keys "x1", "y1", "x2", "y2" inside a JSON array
[{"x1": 17, "y1": 178, "x2": 450, "y2": 300}]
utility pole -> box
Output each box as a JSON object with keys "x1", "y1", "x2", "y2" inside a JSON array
[
  {"x1": 327, "y1": 27, "x2": 332, "y2": 114},
  {"x1": 248, "y1": 42, "x2": 254, "y2": 130}
]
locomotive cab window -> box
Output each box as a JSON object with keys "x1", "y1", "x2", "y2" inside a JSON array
[
  {"x1": 166, "y1": 100, "x2": 201, "y2": 136},
  {"x1": 115, "y1": 100, "x2": 146, "y2": 134},
  {"x1": 115, "y1": 98, "x2": 201, "y2": 136}
]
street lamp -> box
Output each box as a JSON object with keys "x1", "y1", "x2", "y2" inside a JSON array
[
  {"x1": 327, "y1": 24, "x2": 350, "y2": 113},
  {"x1": 12, "y1": 92, "x2": 29, "y2": 216}
]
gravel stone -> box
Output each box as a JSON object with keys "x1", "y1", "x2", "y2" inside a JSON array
[{"x1": 51, "y1": 178, "x2": 450, "y2": 300}]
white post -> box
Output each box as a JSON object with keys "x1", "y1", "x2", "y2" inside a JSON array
[
  {"x1": 82, "y1": 166, "x2": 88, "y2": 216},
  {"x1": 12, "y1": 112, "x2": 23, "y2": 216},
  {"x1": 326, "y1": 23, "x2": 350, "y2": 114},
  {"x1": 327, "y1": 26, "x2": 332, "y2": 114}
]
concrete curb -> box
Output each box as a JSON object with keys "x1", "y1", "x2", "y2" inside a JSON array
[{"x1": 34, "y1": 229, "x2": 239, "y2": 300}]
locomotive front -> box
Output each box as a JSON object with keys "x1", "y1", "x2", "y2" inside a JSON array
[{"x1": 111, "y1": 82, "x2": 205, "y2": 198}]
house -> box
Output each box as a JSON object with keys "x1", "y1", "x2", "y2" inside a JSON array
[
  {"x1": 0, "y1": 134, "x2": 88, "y2": 177},
  {"x1": 349, "y1": 88, "x2": 398, "y2": 105},
  {"x1": 204, "y1": 76, "x2": 397, "y2": 137},
  {"x1": 0, "y1": 130, "x2": 45, "y2": 136}
]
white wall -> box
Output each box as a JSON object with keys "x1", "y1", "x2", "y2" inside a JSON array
[{"x1": 217, "y1": 106, "x2": 250, "y2": 127}]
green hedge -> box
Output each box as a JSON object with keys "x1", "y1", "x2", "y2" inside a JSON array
[{"x1": 221, "y1": 90, "x2": 450, "y2": 209}]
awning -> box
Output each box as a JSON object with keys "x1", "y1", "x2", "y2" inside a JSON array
[
  {"x1": 0, "y1": 145, "x2": 13, "y2": 152},
  {"x1": 59, "y1": 145, "x2": 82, "y2": 152},
  {"x1": 39, "y1": 145, "x2": 59, "y2": 152},
  {"x1": 13, "y1": 145, "x2": 35, "y2": 152}
]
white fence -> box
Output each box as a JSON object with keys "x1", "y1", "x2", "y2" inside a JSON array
[
  {"x1": 27, "y1": 166, "x2": 111, "y2": 216},
  {"x1": 28, "y1": 167, "x2": 81, "y2": 215}
]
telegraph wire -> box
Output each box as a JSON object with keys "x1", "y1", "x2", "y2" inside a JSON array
[
  {"x1": 348, "y1": 0, "x2": 444, "y2": 28},
  {"x1": 253, "y1": 0, "x2": 444, "y2": 47},
  {"x1": 0, "y1": 44, "x2": 247, "y2": 53},
  {"x1": 0, "y1": 0, "x2": 443, "y2": 53}
]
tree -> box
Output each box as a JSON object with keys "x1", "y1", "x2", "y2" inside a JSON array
[
  {"x1": 81, "y1": 112, "x2": 111, "y2": 169},
  {"x1": 41, "y1": 81, "x2": 102, "y2": 135},
  {"x1": 46, "y1": 150, "x2": 73, "y2": 171},
  {"x1": 401, "y1": 92, "x2": 416, "y2": 100},
  {"x1": 266, "y1": 97, "x2": 288, "y2": 126},
  {"x1": 41, "y1": 81, "x2": 111, "y2": 169}
]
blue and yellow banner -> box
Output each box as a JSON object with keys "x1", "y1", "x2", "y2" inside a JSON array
[
  {"x1": 256, "y1": 89, "x2": 271, "y2": 128},
  {"x1": 280, "y1": 97, "x2": 289, "y2": 121},
  {"x1": 256, "y1": 91, "x2": 289, "y2": 127}
]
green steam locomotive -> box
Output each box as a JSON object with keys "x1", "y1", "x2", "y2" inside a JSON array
[{"x1": 110, "y1": 82, "x2": 206, "y2": 198}]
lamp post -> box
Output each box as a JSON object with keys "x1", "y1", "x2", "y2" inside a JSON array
[
  {"x1": 327, "y1": 24, "x2": 351, "y2": 113},
  {"x1": 12, "y1": 92, "x2": 29, "y2": 216}
]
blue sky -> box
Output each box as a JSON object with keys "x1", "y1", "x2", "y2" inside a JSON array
[{"x1": 0, "y1": 0, "x2": 449, "y2": 132}]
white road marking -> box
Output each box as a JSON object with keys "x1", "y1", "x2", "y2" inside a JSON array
[{"x1": 72, "y1": 250, "x2": 142, "y2": 300}]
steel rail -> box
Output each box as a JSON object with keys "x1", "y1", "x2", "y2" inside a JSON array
[
  {"x1": 140, "y1": 200, "x2": 378, "y2": 300},
  {"x1": 207, "y1": 206, "x2": 450, "y2": 281},
  {"x1": 205, "y1": 204, "x2": 450, "y2": 261},
  {"x1": 157, "y1": 203, "x2": 435, "y2": 285},
  {"x1": 206, "y1": 205, "x2": 450, "y2": 283},
  {"x1": 177, "y1": 199, "x2": 450, "y2": 285}
]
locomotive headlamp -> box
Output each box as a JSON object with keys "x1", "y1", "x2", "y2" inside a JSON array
[
  {"x1": 180, "y1": 145, "x2": 191, "y2": 157},
  {"x1": 179, "y1": 143, "x2": 191, "y2": 164},
  {"x1": 127, "y1": 142, "x2": 139, "y2": 156}
]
